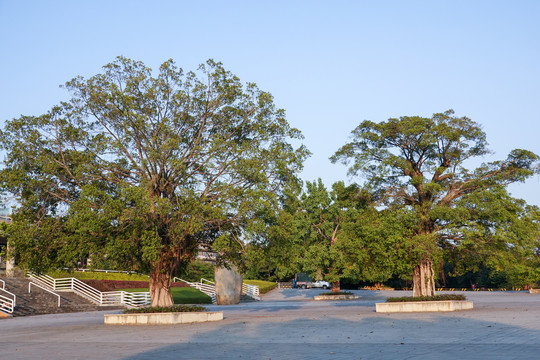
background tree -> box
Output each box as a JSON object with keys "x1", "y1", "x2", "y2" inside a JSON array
[
  {"x1": 0, "y1": 57, "x2": 308, "y2": 306},
  {"x1": 296, "y1": 180, "x2": 360, "y2": 292},
  {"x1": 344, "y1": 206, "x2": 416, "y2": 288},
  {"x1": 441, "y1": 187, "x2": 540, "y2": 289},
  {"x1": 243, "y1": 186, "x2": 305, "y2": 282},
  {"x1": 244, "y1": 180, "x2": 416, "y2": 290},
  {"x1": 244, "y1": 180, "x2": 358, "y2": 290},
  {"x1": 331, "y1": 110, "x2": 539, "y2": 296}
]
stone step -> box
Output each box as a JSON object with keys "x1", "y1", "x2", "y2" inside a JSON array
[{"x1": 1, "y1": 277, "x2": 124, "y2": 317}]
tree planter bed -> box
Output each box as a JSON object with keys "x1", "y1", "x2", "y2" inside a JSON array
[
  {"x1": 314, "y1": 294, "x2": 359, "y2": 300},
  {"x1": 376, "y1": 300, "x2": 473, "y2": 313},
  {"x1": 104, "y1": 311, "x2": 223, "y2": 325}
]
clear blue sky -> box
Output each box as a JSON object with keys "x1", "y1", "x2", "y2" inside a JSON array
[{"x1": 1, "y1": 0, "x2": 539, "y2": 205}]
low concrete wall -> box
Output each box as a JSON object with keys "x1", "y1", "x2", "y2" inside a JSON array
[
  {"x1": 530, "y1": 289, "x2": 540, "y2": 294},
  {"x1": 104, "y1": 311, "x2": 223, "y2": 325},
  {"x1": 376, "y1": 301, "x2": 473, "y2": 313},
  {"x1": 314, "y1": 295, "x2": 359, "y2": 301}
]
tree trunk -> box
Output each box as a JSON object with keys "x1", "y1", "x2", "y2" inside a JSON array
[
  {"x1": 149, "y1": 266, "x2": 174, "y2": 307},
  {"x1": 412, "y1": 257, "x2": 435, "y2": 297},
  {"x1": 5, "y1": 240, "x2": 16, "y2": 278},
  {"x1": 331, "y1": 280, "x2": 340, "y2": 293}
]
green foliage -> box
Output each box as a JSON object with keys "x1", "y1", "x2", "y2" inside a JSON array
[
  {"x1": 386, "y1": 294, "x2": 466, "y2": 302},
  {"x1": 244, "y1": 179, "x2": 415, "y2": 286},
  {"x1": 123, "y1": 304, "x2": 207, "y2": 314},
  {"x1": 0, "y1": 56, "x2": 308, "y2": 305},
  {"x1": 442, "y1": 187, "x2": 540, "y2": 288},
  {"x1": 331, "y1": 110, "x2": 540, "y2": 294},
  {"x1": 175, "y1": 260, "x2": 215, "y2": 282},
  {"x1": 253, "y1": 179, "x2": 361, "y2": 284},
  {"x1": 341, "y1": 207, "x2": 415, "y2": 284},
  {"x1": 0, "y1": 221, "x2": 11, "y2": 259},
  {"x1": 243, "y1": 243, "x2": 280, "y2": 280}
]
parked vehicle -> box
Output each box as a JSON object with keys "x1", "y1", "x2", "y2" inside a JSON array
[
  {"x1": 310, "y1": 280, "x2": 331, "y2": 289},
  {"x1": 294, "y1": 273, "x2": 330, "y2": 289}
]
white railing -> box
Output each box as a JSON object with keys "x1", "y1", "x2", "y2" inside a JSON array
[
  {"x1": 174, "y1": 277, "x2": 261, "y2": 302},
  {"x1": 29, "y1": 273, "x2": 56, "y2": 289},
  {"x1": 0, "y1": 291, "x2": 15, "y2": 314},
  {"x1": 198, "y1": 278, "x2": 217, "y2": 303},
  {"x1": 0, "y1": 280, "x2": 16, "y2": 314},
  {"x1": 29, "y1": 282, "x2": 61, "y2": 307},
  {"x1": 54, "y1": 276, "x2": 103, "y2": 304},
  {"x1": 28, "y1": 273, "x2": 150, "y2": 308},
  {"x1": 119, "y1": 291, "x2": 152, "y2": 307},
  {"x1": 242, "y1": 283, "x2": 261, "y2": 300}
]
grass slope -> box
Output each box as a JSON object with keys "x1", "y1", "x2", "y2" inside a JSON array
[
  {"x1": 243, "y1": 280, "x2": 276, "y2": 294},
  {"x1": 123, "y1": 287, "x2": 212, "y2": 304},
  {"x1": 47, "y1": 270, "x2": 149, "y2": 281}
]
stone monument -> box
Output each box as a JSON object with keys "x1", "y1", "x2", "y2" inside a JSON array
[{"x1": 214, "y1": 265, "x2": 242, "y2": 305}]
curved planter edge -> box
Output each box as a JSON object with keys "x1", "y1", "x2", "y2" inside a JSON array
[
  {"x1": 376, "y1": 300, "x2": 473, "y2": 313},
  {"x1": 314, "y1": 295, "x2": 359, "y2": 301},
  {"x1": 104, "y1": 311, "x2": 223, "y2": 325}
]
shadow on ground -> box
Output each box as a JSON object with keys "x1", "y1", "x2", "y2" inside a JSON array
[{"x1": 123, "y1": 314, "x2": 540, "y2": 360}]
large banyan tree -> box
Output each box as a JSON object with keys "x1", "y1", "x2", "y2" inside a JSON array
[
  {"x1": 332, "y1": 110, "x2": 538, "y2": 296},
  {"x1": 0, "y1": 57, "x2": 308, "y2": 306}
]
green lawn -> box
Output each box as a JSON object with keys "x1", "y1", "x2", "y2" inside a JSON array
[
  {"x1": 122, "y1": 287, "x2": 212, "y2": 304},
  {"x1": 47, "y1": 270, "x2": 149, "y2": 281},
  {"x1": 243, "y1": 279, "x2": 276, "y2": 294}
]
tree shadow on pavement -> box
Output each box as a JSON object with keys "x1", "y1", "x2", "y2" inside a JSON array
[{"x1": 122, "y1": 313, "x2": 540, "y2": 360}]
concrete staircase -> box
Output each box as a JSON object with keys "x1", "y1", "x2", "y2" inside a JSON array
[{"x1": 2, "y1": 278, "x2": 122, "y2": 317}]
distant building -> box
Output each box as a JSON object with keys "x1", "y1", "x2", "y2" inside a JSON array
[
  {"x1": 196, "y1": 249, "x2": 217, "y2": 263},
  {"x1": 195, "y1": 243, "x2": 217, "y2": 264}
]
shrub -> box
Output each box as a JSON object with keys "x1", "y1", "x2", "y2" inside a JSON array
[
  {"x1": 386, "y1": 294, "x2": 466, "y2": 302},
  {"x1": 123, "y1": 305, "x2": 206, "y2": 314},
  {"x1": 318, "y1": 291, "x2": 353, "y2": 296}
]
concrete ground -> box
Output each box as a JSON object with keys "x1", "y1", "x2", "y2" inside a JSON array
[{"x1": 1, "y1": 289, "x2": 539, "y2": 360}]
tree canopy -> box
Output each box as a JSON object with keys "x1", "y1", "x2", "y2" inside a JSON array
[
  {"x1": 331, "y1": 110, "x2": 539, "y2": 296},
  {"x1": 0, "y1": 57, "x2": 309, "y2": 305},
  {"x1": 442, "y1": 187, "x2": 540, "y2": 288},
  {"x1": 245, "y1": 180, "x2": 414, "y2": 291}
]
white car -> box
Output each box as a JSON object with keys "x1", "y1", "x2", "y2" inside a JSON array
[{"x1": 310, "y1": 280, "x2": 331, "y2": 289}]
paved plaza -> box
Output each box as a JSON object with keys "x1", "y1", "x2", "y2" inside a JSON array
[{"x1": 1, "y1": 289, "x2": 539, "y2": 359}]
